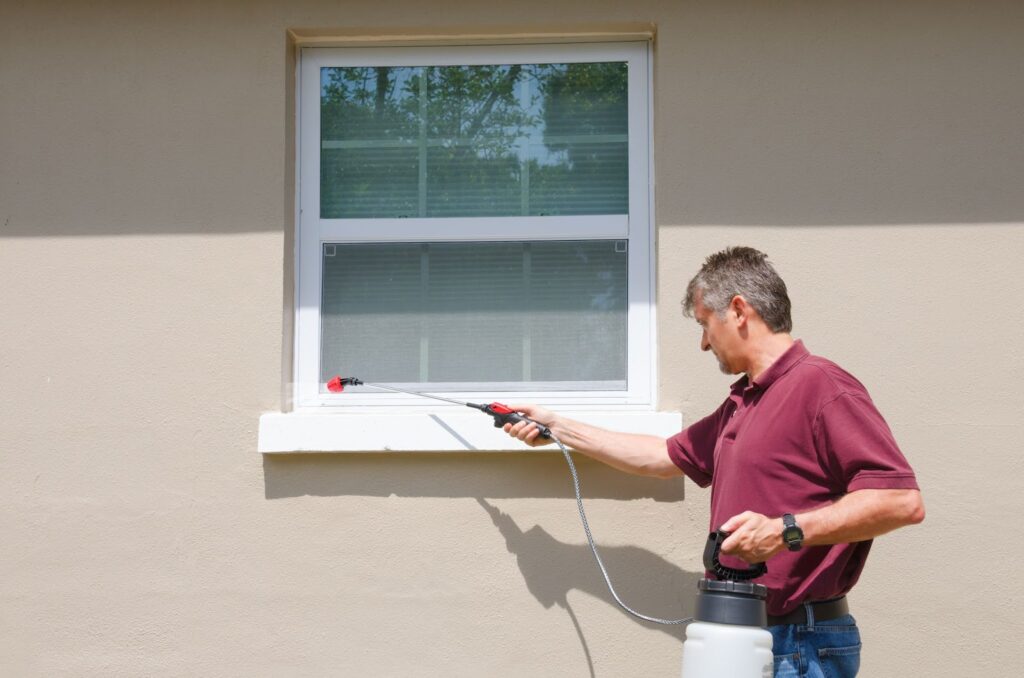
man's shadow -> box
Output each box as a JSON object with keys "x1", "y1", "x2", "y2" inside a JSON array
[{"x1": 477, "y1": 498, "x2": 701, "y2": 677}]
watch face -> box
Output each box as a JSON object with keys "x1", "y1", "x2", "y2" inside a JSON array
[{"x1": 783, "y1": 526, "x2": 801, "y2": 542}]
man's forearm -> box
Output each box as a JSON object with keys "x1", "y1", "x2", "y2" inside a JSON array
[
  {"x1": 503, "y1": 403, "x2": 682, "y2": 478},
  {"x1": 721, "y1": 488, "x2": 925, "y2": 562},
  {"x1": 798, "y1": 488, "x2": 925, "y2": 547},
  {"x1": 537, "y1": 415, "x2": 680, "y2": 478},
  {"x1": 562, "y1": 421, "x2": 677, "y2": 477}
]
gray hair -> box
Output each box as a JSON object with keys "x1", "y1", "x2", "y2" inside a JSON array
[{"x1": 682, "y1": 247, "x2": 793, "y2": 333}]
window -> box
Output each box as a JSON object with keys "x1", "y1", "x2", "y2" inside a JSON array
[{"x1": 295, "y1": 42, "x2": 653, "y2": 409}]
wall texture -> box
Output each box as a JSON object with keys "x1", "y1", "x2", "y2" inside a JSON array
[{"x1": 2, "y1": 1, "x2": 1022, "y2": 676}]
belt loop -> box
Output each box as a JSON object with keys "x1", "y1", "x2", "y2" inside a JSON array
[{"x1": 804, "y1": 601, "x2": 815, "y2": 630}]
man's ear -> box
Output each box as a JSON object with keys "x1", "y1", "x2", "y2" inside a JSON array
[{"x1": 730, "y1": 295, "x2": 751, "y2": 327}]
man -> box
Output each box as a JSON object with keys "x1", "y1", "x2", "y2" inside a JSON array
[{"x1": 503, "y1": 246, "x2": 924, "y2": 677}]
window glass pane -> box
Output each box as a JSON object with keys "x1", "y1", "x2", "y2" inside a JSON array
[
  {"x1": 320, "y1": 62, "x2": 628, "y2": 219},
  {"x1": 320, "y1": 241, "x2": 628, "y2": 389}
]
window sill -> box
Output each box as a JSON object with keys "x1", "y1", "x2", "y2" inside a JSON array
[{"x1": 258, "y1": 410, "x2": 682, "y2": 453}]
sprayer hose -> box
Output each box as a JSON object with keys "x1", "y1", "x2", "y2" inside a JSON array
[{"x1": 550, "y1": 432, "x2": 693, "y2": 626}]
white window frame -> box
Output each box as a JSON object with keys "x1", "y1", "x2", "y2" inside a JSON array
[{"x1": 294, "y1": 41, "x2": 655, "y2": 411}]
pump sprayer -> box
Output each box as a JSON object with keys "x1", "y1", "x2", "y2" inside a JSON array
[
  {"x1": 328, "y1": 375, "x2": 774, "y2": 676},
  {"x1": 681, "y1": 531, "x2": 774, "y2": 677}
]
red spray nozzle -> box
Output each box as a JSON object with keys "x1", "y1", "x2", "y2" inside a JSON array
[{"x1": 327, "y1": 376, "x2": 363, "y2": 393}]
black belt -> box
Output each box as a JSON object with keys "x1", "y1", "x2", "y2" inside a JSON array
[{"x1": 767, "y1": 596, "x2": 849, "y2": 626}]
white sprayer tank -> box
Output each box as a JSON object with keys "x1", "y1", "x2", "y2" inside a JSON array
[{"x1": 680, "y1": 579, "x2": 774, "y2": 678}]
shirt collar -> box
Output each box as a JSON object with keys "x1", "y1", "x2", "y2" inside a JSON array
[{"x1": 730, "y1": 339, "x2": 809, "y2": 394}]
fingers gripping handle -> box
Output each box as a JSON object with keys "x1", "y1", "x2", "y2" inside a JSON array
[
  {"x1": 482, "y1": 403, "x2": 552, "y2": 440},
  {"x1": 702, "y1": 530, "x2": 768, "y2": 581}
]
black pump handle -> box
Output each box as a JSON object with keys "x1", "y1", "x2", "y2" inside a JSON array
[{"x1": 703, "y1": 530, "x2": 768, "y2": 581}]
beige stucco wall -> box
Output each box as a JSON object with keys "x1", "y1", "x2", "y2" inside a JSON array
[{"x1": 2, "y1": 1, "x2": 1022, "y2": 676}]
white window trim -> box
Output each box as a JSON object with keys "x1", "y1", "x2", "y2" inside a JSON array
[
  {"x1": 261, "y1": 39, "x2": 673, "y2": 452},
  {"x1": 259, "y1": 409, "x2": 681, "y2": 453}
]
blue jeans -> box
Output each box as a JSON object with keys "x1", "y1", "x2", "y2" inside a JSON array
[{"x1": 769, "y1": 610, "x2": 861, "y2": 678}]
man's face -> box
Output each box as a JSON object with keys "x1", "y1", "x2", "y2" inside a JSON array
[{"x1": 693, "y1": 294, "x2": 740, "y2": 375}]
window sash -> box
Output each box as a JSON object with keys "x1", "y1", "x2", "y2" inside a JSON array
[
  {"x1": 319, "y1": 240, "x2": 630, "y2": 389},
  {"x1": 295, "y1": 41, "x2": 653, "y2": 409},
  {"x1": 319, "y1": 62, "x2": 630, "y2": 220}
]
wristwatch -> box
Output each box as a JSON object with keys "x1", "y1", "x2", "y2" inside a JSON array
[{"x1": 781, "y1": 513, "x2": 804, "y2": 551}]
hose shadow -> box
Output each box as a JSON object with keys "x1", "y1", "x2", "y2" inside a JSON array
[
  {"x1": 564, "y1": 601, "x2": 596, "y2": 678},
  {"x1": 477, "y1": 498, "x2": 699, "y2": 649}
]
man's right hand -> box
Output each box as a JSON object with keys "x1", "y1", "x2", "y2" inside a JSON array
[{"x1": 502, "y1": 403, "x2": 557, "y2": 447}]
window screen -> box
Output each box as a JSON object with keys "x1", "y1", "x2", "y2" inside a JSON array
[{"x1": 320, "y1": 240, "x2": 628, "y2": 390}]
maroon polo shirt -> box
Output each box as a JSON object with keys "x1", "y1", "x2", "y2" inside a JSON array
[{"x1": 667, "y1": 340, "x2": 919, "y2": 616}]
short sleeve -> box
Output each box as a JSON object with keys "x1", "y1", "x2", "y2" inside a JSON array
[
  {"x1": 666, "y1": 401, "x2": 730, "y2": 487},
  {"x1": 814, "y1": 392, "x2": 919, "y2": 492}
]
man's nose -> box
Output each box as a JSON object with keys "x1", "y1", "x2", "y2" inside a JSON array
[{"x1": 700, "y1": 330, "x2": 710, "y2": 352}]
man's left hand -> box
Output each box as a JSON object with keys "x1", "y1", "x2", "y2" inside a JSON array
[{"x1": 719, "y1": 511, "x2": 787, "y2": 563}]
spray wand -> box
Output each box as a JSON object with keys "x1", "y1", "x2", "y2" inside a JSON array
[{"x1": 326, "y1": 376, "x2": 552, "y2": 440}]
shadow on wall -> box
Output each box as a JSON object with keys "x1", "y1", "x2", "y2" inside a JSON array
[
  {"x1": 262, "y1": 451, "x2": 687, "y2": 501},
  {"x1": 263, "y1": 454, "x2": 697, "y2": 675},
  {"x1": 477, "y1": 496, "x2": 697, "y2": 677},
  {"x1": 476, "y1": 498, "x2": 697, "y2": 648},
  {"x1": 3, "y1": 2, "x2": 1023, "y2": 237}
]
